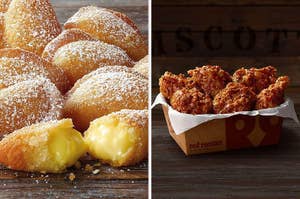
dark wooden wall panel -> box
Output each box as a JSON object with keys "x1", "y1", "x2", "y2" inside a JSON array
[
  {"x1": 152, "y1": 1, "x2": 300, "y2": 110},
  {"x1": 153, "y1": 7, "x2": 300, "y2": 31}
]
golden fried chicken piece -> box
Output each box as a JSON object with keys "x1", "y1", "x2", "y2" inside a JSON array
[
  {"x1": 188, "y1": 65, "x2": 232, "y2": 97},
  {"x1": 159, "y1": 72, "x2": 187, "y2": 100},
  {"x1": 170, "y1": 88, "x2": 213, "y2": 114},
  {"x1": 232, "y1": 66, "x2": 277, "y2": 94},
  {"x1": 213, "y1": 82, "x2": 256, "y2": 114},
  {"x1": 255, "y1": 76, "x2": 290, "y2": 109}
]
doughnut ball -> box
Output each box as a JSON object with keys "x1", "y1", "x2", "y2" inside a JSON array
[
  {"x1": 84, "y1": 109, "x2": 148, "y2": 167},
  {"x1": 133, "y1": 55, "x2": 149, "y2": 78},
  {"x1": 69, "y1": 65, "x2": 145, "y2": 95},
  {"x1": 63, "y1": 71, "x2": 148, "y2": 132},
  {"x1": 42, "y1": 29, "x2": 95, "y2": 63},
  {"x1": 64, "y1": 6, "x2": 147, "y2": 61},
  {"x1": 0, "y1": 119, "x2": 87, "y2": 173},
  {"x1": 4, "y1": 0, "x2": 61, "y2": 55},
  {"x1": 52, "y1": 40, "x2": 134, "y2": 86},
  {"x1": 0, "y1": 48, "x2": 69, "y2": 93},
  {"x1": 0, "y1": 77, "x2": 64, "y2": 136}
]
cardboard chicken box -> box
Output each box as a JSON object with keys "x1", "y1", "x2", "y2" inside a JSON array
[{"x1": 153, "y1": 94, "x2": 299, "y2": 155}]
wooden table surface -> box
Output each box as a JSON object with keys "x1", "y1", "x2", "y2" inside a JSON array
[
  {"x1": 152, "y1": 111, "x2": 300, "y2": 199},
  {"x1": 0, "y1": 1, "x2": 148, "y2": 198}
]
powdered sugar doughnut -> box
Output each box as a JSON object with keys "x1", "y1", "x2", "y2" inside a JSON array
[
  {"x1": 63, "y1": 71, "x2": 148, "y2": 131},
  {"x1": 68, "y1": 65, "x2": 146, "y2": 96},
  {"x1": 0, "y1": 77, "x2": 64, "y2": 136},
  {"x1": 133, "y1": 55, "x2": 149, "y2": 78},
  {"x1": 64, "y1": 6, "x2": 147, "y2": 61},
  {"x1": 4, "y1": 0, "x2": 61, "y2": 55},
  {"x1": 0, "y1": 48, "x2": 69, "y2": 93},
  {"x1": 42, "y1": 29, "x2": 95, "y2": 63},
  {"x1": 52, "y1": 40, "x2": 134, "y2": 85}
]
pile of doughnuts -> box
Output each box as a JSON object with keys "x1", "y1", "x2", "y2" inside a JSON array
[
  {"x1": 159, "y1": 65, "x2": 290, "y2": 114},
  {"x1": 0, "y1": 0, "x2": 148, "y2": 173}
]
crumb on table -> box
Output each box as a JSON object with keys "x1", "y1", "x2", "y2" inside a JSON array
[{"x1": 68, "y1": 172, "x2": 76, "y2": 181}]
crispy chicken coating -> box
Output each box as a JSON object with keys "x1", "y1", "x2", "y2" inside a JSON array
[
  {"x1": 187, "y1": 65, "x2": 232, "y2": 97},
  {"x1": 213, "y1": 82, "x2": 256, "y2": 114},
  {"x1": 255, "y1": 76, "x2": 290, "y2": 109},
  {"x1": 232, "y1": 66, "x2": 277, "y2": 94},
  {"x1": 170, "y1": 88, "x2": 212, "y2": 114},
  {"x1": 159, "y1": 72, "x2": 187, "y2": 100}
]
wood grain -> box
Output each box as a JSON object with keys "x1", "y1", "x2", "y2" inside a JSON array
[
  {"x1": 152, "y1": 114, "x2": 300, "y2": 199},
  {"x1": 153, "y1": 6, "x2": 300, "y2": 31},
  {"x1": 0, "y1": 161, "x2": 148, "y2": 198}
]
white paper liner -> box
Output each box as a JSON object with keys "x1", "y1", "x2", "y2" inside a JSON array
[{"x1": 152, "y1": 93, "x2": 300, "y2": 135}]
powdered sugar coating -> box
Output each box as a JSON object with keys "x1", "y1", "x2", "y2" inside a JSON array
[
  {"x1": 42, "y1": 29, "x2": 95, "y2": 62},
  {"x1": 0, "y1": 77, "x2": 63, "y2": 136},
  {"x1": 71, "y1": 71, "x2": 147, "y2": 106},
  {"x1": 110, "y1": 109, "x2": 148, "y2": 128},
  {"x1": 133, "y1": 55, "x2": 149, "y2": 78},
  {"x1": 0, "y1": 48, "x2": 69, "y2": 93},
  {"x1": 64, "y1": 6, "x2": 147, "y2": 61},
  {"x1": 53, "y1": 40, "x2": 134, "y2": 85},
  {"x1": 0, "y1": 57, "x2": 47, "y2": 86},
  {"x1": 4, "y1": 0, "x2": 61, "y2": 55},
  {"x1": 3, "y1": 119, "x2": 72, "y2": 140},
  {"x1": 68, "y1": 65, "x2": 146, "y2": 96}
]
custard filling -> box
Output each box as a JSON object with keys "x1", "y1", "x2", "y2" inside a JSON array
[
  {"x1": 85, "y1": 118, "x2": 137, "y2": 166},
  {"x1": 47, "y1": 127, "x2": 87, "y2": 171}
]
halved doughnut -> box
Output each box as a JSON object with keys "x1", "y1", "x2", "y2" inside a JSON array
[
  {"x1": 0, "y1": 119, "x2": 87, "y2": 173},
  {"x1": 84, "y1": 109, "x2": 148, "y2": 167}
]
